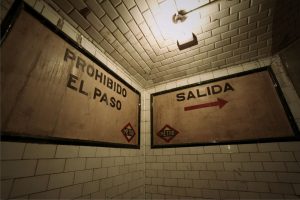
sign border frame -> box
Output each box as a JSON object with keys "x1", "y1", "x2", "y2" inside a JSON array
[
  {"x1": 0, "y1": 1, "x2": 141, "y2": 149},
  {"x1": 151, "y1": 67, "x2": 300, "y2": 148}
]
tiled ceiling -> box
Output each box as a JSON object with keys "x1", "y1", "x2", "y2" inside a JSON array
[{"x1": 46, "y1": 0, "x2": 275, "y2": 87}]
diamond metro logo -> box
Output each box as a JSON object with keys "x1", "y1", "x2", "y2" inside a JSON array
[
  {"x1": 157, "y1": 124, "x2": 179, "y2": 143},
  {"x1": 121, "y1": 123, "x2": 136, "y2": 142}
]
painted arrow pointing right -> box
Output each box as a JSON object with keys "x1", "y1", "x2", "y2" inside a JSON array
[{"x1": 184, "y1": 98, "x2": 228, "y2": 111}]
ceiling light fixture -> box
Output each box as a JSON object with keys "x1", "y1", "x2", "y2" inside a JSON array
[
  {"x1": 172, "y1": 10, "x2": 198, "y2": 50},
  {"x1": 172, "y1": 9, "x2": 197, "y2": 50},
  {"x1": 172, "y1": 0, "x2": 217, "y2": 50}
]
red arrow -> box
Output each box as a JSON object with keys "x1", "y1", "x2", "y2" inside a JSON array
[{"x1": 184, "y1": 98, "x2": 228, "y2": 111}]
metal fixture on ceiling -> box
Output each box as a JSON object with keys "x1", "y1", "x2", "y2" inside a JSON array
[{"x1": 177, "y1": 33, "x2": 198, "y2": 50}]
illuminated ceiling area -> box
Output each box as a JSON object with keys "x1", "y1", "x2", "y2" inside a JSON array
[{"x1": 46, "y1": 0, "x2": 275, "y2": 87}]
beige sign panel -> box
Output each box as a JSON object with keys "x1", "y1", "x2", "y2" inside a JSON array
[
  {"x1": 1, "y1": 6, "x2": 140, "y2": 148},
  {"x1": 151, "y1": 68, "x2": 298, "y2": 147}
]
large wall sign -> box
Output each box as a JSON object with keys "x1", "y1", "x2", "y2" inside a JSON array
[
  {"x1": 151, "y1": 67, "x2": 299, "y2": 148},
  {"x1": 1, "y1": 2, "x2": 140, "y2": 148}
]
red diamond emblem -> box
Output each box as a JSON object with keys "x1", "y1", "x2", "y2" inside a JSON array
[
  {"x1": 121, "y1": 123, "x2": 136, "y2": 142},
  {"x1": 157, "y1": 124, "x2": 179, "y2": 143}
]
